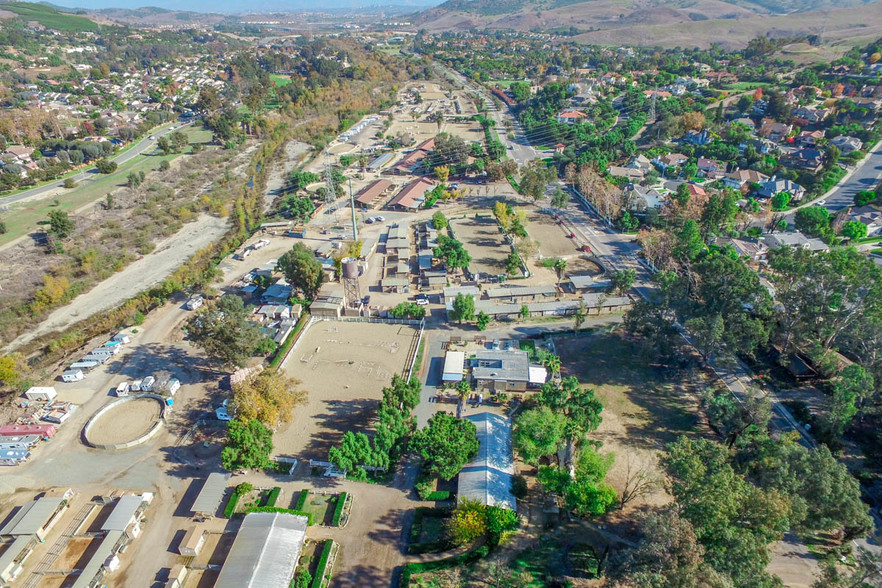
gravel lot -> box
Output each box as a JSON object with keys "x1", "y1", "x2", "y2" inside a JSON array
[
  {"x1": 275, "y1": 320, "x2": 419, "y2": 460},
  {"x1": 86, "y1": 397, "x2": 163, "y2": 446}
]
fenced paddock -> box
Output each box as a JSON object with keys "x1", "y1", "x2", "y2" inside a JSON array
[{"x1": 275, "y1": 321, "x2": 420, "y2": 460}]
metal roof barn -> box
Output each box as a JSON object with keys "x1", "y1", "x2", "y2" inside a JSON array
[
  {"x1": 457, "y1": 412, "x2": 516, "y2": 511},
  {"x1": 69, "y1": 529, "x2": 124, "y2": 588},
  {"x1": 214, "y1": 512, "x2": 308, "y2": 588},
  {"x1": 191, "y1": 472, "x2": 230, "y2": 516},
  {"x1": 0, "y1": 497, "x2": 64, "y2": 537},
  {"x1": 101, "y1": 495, "x2": 144, "y2": 532}
]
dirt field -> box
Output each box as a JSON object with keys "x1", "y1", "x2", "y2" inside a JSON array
[
  {"x1": 553, "y1": 331, "x2": 705, "y2": 517},
  {"x1": 86, "y1": 397, "x2": 163, "y2": 446},
  {"x1": 527, "y1": 210, "x2": 580, "y2": 257},
  {"x1": 449, "y1": 214, "x2": 511, "y2": 277},
  {"x1": 276, "y1": 320, "x2": 419, "y2": 460},
  {"x1": 385, "y1": 120, "x2": 484, "y2": 146},
  {"x1": 52, "y1": 537, "x2": 100, "y2": 571}
]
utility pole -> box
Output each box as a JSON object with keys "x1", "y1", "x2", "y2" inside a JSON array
[{"x1": 349, "y1": 178, "x2": 358, "y2": 244}]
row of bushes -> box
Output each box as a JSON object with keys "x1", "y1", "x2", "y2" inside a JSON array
[
  {"x1": 330, "y1": 492, "x2": 347, "y2": 527},
  {"x1": 400, "y1": 545, "x2": 491, "y2": 587},
  {"x1": 407, "y1": 506, "x2": 452, "y2": 555},
  {"x1": 265, "y1": 487, "x2": 282, "y2": 507},
  {"x1": 223, "y1": 491, "x2": 241, "y2": 518},
  {"x1": 268, "y1": 312, "x2": 310, "y2": 369},
  {"x1": 310, "y1": 540, "x2": 335, "y2": 588},
  {"x1": 295, "y1": 489, "x2": 309, "y2": 511},
  {"x1": 245, "y1": 506, "x2": 315, "y2": 526}
]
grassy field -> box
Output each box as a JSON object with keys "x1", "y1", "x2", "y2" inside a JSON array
[
  {"x1": 0, "y1": 126, "x2": 213, "y2": 248},
  {"x1": 3, "y1": 2, "x2": 100, "y2": 32}
]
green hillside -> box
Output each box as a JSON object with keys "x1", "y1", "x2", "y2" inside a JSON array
[{"x1": 0, "y1": 2, "x2": 101, "y2": 32}]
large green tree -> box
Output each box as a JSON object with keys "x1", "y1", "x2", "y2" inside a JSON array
[
  {"x1": 278, "y1": 243, "x2": 325, "y2": 300},
  {"x1": 434, "y1": 234, "x2": 472, "y2": 271},
  {"x1": 186, "y1": 295, "x2": 263, "y2": 367},
  {"x1": 450, "y1": 293, "x2": 476, "y2": 323},
  {"x1": 221, "y1": 419, "x2": 273, "y2": 471},
  {"x1": 513, "y1": 406, "x2": 567, "y2": 465},
  {"x1": 410, "y1": 413, "x2": 479, "y2": 480}
]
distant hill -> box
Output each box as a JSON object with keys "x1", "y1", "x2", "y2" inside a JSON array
[
  {"x1": 414, "y1": 0, "x2": 882, "y2": 48},
  {"x1": 0, "y1": 1, "x2": 101, "y2": 31}
]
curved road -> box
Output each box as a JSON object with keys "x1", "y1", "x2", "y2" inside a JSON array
[{"x1": 0, "y1": 121, "x2": 192, "y2": 208}]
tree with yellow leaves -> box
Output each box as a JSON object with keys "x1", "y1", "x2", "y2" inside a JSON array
[{"x1": 231, "y1": 370, "x2": 307, "y2": 427}]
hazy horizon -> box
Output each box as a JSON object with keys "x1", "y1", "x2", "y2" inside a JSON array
[{"x1": 47, "y1": 0, "x2": 441, "y2": 12}]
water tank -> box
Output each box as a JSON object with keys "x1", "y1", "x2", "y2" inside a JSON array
[{"x1": 341, "y1": 257, "x2": 359, "y2": 279}]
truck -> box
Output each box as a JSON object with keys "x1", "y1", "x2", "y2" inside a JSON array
[{"x1": 252, "y1": 239, "x2": 270, "y2": 250}]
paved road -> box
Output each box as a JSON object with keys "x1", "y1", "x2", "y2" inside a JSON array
[
  {"x1": 0, "y1": 121, "x2": 192, "y2": 208},
  {"x1": 820, "y1": 141, "x2": 882, "y2": 211}
]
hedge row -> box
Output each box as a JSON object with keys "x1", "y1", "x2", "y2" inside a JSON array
[
  {"x1": 265, "y1": 487, "x2": 282, "y2": 507},
  {"x1": 425, "y1": 491, "x2": 451, "y2": 501},
  {"x1": 268, "y1": 312, "x2": 310, "y2": 369},
  {"x1": 295, "y1": 489, "x2": 309, "y2": 511},
  {"x1": 400, "y1": 546, "x2": 490, "y2": 587},
  {"x1": 223, "y1": 491, "x2": 241, "y2": 518},
  {"x1": 330, "y1": 492, "x2": 347, "y2": 527},
  {"x1": 407, "y1": 506, "x2": 452, "y2": 555},
  {"x1": 245, "y1": 506, "x2": 315, "y2": 526},
  {"x1": 310, "y1": 540, "x2": 334, "y2": 588}
]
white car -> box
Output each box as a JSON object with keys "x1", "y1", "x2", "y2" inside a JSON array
[
  {"x1": 376, "y1": 216, "x2": 386, "y2": 222},
  {"x1": 416, "y1": 298, "x2": 429, "y2": 306},
  {"x1": 216, "y1": 399, "x2": 233, "y2": 421}
]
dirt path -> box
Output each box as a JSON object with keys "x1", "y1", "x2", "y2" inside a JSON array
[{"x1": 5, "y1": 214, "x2": 229, "y2": 351}]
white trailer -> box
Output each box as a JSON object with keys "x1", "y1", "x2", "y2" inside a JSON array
[
  {"x1": 61, "y1": 370, "x2": 84, "y2": 383},
  {"x1": 70, "y1": 360, "x2": 99, "y2": 370},
  {"x1": 82, "y1": 354, "x2": 110, "y2": 364},
  {"x1": 115, "y1": 382, "x2": 131, "y2": 397},
  {"x1": 253, "y1": 239, "x2": 270, "y2": 250},
  {"x1": 0, "y1": 435, "x2": 40, "y2": 451},
  {"x1": 112, "y1": 333, "x2": 130, "y2": 344},
  {"x1": 24, "y1": 387, "x2": 57, "y2": 402},
  {"x1": 166, "y1": 379, "x2": 181, "y2": 396},
  {"x1": 89, "y1": 347, "x2": 117, "y2": 357},
  {"x1": 131, "y1": 379, "x2": 143, "y2": 392},
  {"x1": 185, "y1": 296, "x2": 204, "y2": 311},
  {"x1": 141, "y1": 376, "x2": 156, "y2": 391}
]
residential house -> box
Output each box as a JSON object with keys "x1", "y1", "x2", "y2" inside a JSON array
[
  {"x1": 795, "y1": 130, "x2": 825, "y2": 147},
  {"x1": 556, "y1": 110, "x2": 588, "y2": 125},
  {"x1": 830, "y1": 135, "x2": 863, "y2": 154},
  {"x1": 471, "y1": 349, "x2": 546, "y2": 393},
  {"x1": 712, "y1": 237, "x2": 769, "y2": 263},
  {"x1": 723, "y1": 169, "x2": 769, "y2": 190},
  {"x1": 626, "y1": 154, "x2": 653, "y2": 172},
  {"x1": 850, "y1": 205, "x2": 882, "y2": 235},
  {"x1": 652, "y1": 153, "x2": 688, "y2": 173},
  {"x1": 685, "y1": 183, "x2": 707, "y2": 200},
  {"x1": 791, "y1": 106, "x2": 829, "y2": 125},
  {"x1": 762, "y1": 232, "x2": 829, "y2": 252},
  {"x1": 758, "y1": 119, "x2": 792, "y2": 142},
  {"x1": 697, "y1": 157, "x2": 724, "y2": 178},
  {"x1": 622, "y1": 184, "x2": 664, "y2": 213},
  {"x1": 782, "y1": 148, "x2": 824, "y2": 172},
  {"x1": 680, "y1": 129, "x2": 711, "y2": 146},
  {"x1": 755, "y1": 177, "x2": 805, "y2": 202},
  {"x1": 607, "y1": 166, "x2": 644, "y2": 182}
]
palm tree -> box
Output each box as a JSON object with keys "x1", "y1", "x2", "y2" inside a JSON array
[
  {"x1": 456, "y1": 380, "x2": 471, "y2": 419},
  {"x1": 553, "y1": 258, "x2": 567, "y2": 285}
]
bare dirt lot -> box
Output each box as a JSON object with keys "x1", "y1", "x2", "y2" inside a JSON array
[
  {"x1": 449, "y1": 214, "x2": 511, "y2": 277},
  {"x1": 276, "y1": 320, "x2": 419, "y2": 460},
  {"x1": 52, "y1": 537, "x2": 100, "y2": 571},
  {"x1": 86, "y1": 397, "x2": 163, "y2": 446},
  {"x1": 553, "y1": 331, "x2": 705, "y2": 518},
  {"x1": 526, "y1": 210, "x2": 580, "y2": 257}
]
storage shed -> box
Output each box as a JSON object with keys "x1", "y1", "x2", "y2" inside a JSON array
[
  {"x1": 179, "y1": 526, "x2": 206, "y2": 556},
  {"x1": 24, "y1": 387, "x2": 57, "y2": 402},
  {"x1": 192, "y1": 472, "x2": 230, "y2": 518},
  {"x1": 61, "y1": 369, "x2": 84, "y2": 383},
  {"x1": 442, "y1": 351, "x2": 465, "y2": 383}
]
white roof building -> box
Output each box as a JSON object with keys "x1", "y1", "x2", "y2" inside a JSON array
[
  {"x1": 457, "y1": 412, "x2": 516, "y2": 511},
  {"x1": 442, "y1": 351, "x2": 465, "y2": 382},
  {"x1": 214, "y1": 512, "x2": 309, "y2": 588}
]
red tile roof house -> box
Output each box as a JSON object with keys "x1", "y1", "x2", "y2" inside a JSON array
[{"x1": 556, "y1": 110, "x2": 588, "y2": 125}]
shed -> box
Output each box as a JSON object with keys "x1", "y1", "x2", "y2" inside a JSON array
[
  {"x1": 0, "y1": 535, "x2": 34, "y2": 583},
  {"x1": 0, "y1": 496, "x2": 66, "y2": 539},
  {"x1": 442, "y1": 351, "x2": 465, "y2": 383},
  {"x1": 61, "y1": 369, "x2": 84, "y2": 383},
  {"x1": 24, "y1": 387, "x2": 57, "y2": 402},
  {"x1": 192, "y1": 472, "x2": 230, "y2": 517},
  {"x1": 179, "y1": 526, "x2": 206, "y2": 556},
  {"x1": 457, "y1": 412, "x2": 516, "y2": 511},
  {"x1": 214, "y1": 512, "x2": 308, "y2": 588},
  {"x1": 69, "y1": 529, "x2": 124, "y2": 588}
]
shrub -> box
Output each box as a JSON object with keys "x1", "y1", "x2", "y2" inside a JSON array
[
  {"x1": 408, "y1": 507, "x2": 453, "y2": 555},
  {"x1": 264, "y1": 487, "x2": 282, "y2": 507},
  {"x1": 245, "y1": 506, "x2": 314, "y2": 525},
  {"x1": 426, "y1": 491, "x2": 451, "y2": 501},
  {"x1": 400, "y1": 546, "x2": 491, "y2": 587},
  {"x1": 63, "y1": 177, "x2": 76, "y2": 189},
  {"x1": 223, "y1": 491, "x2": 241, "y2": 518},
  {"x1": 295, "y1": 489, "x2": 309, "y2": 510},
  {"x1": 331, "y1": 492, "x2": 347, "y2": 526},
  {"x1": 292, "y1": 568, "x2": 311, "y2": 588},
  {"x1": 236, "y1": 482, "x2": 254, "y2": 494},
  {"x1": 415, "y1": 475, "x2": 435, "y2": 500},
  {"x1": 310, "y1": 541, "x2": 334, "y2": 588}
]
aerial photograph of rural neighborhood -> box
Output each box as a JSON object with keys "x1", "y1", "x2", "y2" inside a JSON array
[{"x1": 1, "y1": 0, "x2": 882, "y2": 585}]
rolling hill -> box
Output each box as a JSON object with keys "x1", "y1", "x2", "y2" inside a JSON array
[
  {"x1": 414, "y1": 0, "x2": 882, "y2": 48},
  {"x1": 0, "y1": 1, "x2": 101, "y2": 31}
]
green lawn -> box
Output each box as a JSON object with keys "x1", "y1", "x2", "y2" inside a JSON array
[
  {"x1": 3, "y1": 2, "x2": 100, "y2": 32},
  {"x1": 270, "y1": 74, "x2": 293, "y2": 87},
  {"x1": 298, "y1": 493, "x2": 338, "y2": 526},
  {"x1": 724, "y1": 82, "x2": 765, "y2": 92},
  {"x1": 0, "y1": 126, "x2": 213, "y2": 248}
]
